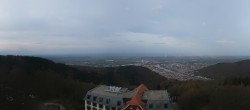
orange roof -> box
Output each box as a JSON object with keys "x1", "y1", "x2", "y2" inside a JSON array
[{"x1": 126, "y1": 84, "x2": 148, "y2": 110}]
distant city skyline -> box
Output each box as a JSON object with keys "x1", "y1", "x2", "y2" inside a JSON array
[{"x1": 0, "y1": 0, "x2": 250, "y2": 56}]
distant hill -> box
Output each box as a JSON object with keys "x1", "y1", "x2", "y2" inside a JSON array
[
  {"x1": 0, "y1": 55, "x2": 166, "y2": 110},
  {"x1": 195, "y1": 59, "x2": 250, "y2": 80},
  {"x1": 73, "y1": 65, "x2": 166, "y2": 89}
]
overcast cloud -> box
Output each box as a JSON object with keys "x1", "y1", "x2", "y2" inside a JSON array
[{"x1": 0, "y1": 0, "x2": 250, "y2": 56}]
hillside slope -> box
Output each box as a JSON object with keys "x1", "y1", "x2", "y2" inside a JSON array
[
  {"x1": 0, "y1": 55, "x2": 166, "y2": 110},
  {"x1": 0, "y1": 55, "x2": 96, "y2": 110},
  {"x1": 73, "y1": 65, "x2": 166, "y2": 89},
  {"x1": 195, "y1": 59, "x2": 250, "y2": 80}
]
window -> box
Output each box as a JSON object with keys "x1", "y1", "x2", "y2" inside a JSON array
[
  {"x1": 99, "y1": 104, "x2": 103, "y2": 108},
  {"x1": 142, "y1": 100, "x2": 147, "y2": 104},
  {"x1": 93, "y1": 103, "x2": 97, "y2": 107},
  {"x1": 164, "y1": 103, "x2": 168, "y2": 108},
  {"x1": 87, "y1": 106, "x2": 91, "y2": 110},
  {"x1": 156, "y1": 103, "x2": 161, "y2": 109},
  {"x1": 87, "y1": 101, "x2": 91, "y2": 105},
  {"x1": 87, "y1": 95, "x2": 91, "y2": 99},
  {"x1": 117, "y1": 101, "x2": 121, "y2": 106},
  {"x1": 106, "y1": 98, "x2": 110, "y2": 104},
  {"x1": 93, "y1": 108, "x2": 97, "y2": 110},
  {"x1": 106, "y1": 106, "x2": 110, "y2": 110},
  {"x1": 112, "y1": 107, "x2": 116, "y2": 110},
  {"x1": 149, "y1": 103, "x2": 153, "y2": 109},
  {"x1": 99, "y1": 97, "x2": 103, "y2": 103},
  {"x1": 93, "y1": 96, "x2": 97, "y2": 101}
]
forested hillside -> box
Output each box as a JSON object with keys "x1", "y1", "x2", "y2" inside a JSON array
[
  {"x1": 0, "y1": 55, "x2": 166, "y2": 110},
  {"x1": 165, "y1": 79, "x2": 250, "y2": 110},
  {"x1": 0, "y1": 55, "x2": 95, "y2": 110},
  {"x1": 73, "y1": 65, "x2": 166, "y2": 89},
  {"x1": 195, "y1": 59, "x2": 250, "y2": 80},
  {"x1": 164, "y1": 59, "x2": 250, "y2": 110},
  {"x1": 1, "y1": 55, "x2": 250, "y2": 110}
]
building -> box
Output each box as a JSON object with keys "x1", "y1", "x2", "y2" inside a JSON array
[{"x1": 84, "y1": 84, "x2": 173, "y2": 110}]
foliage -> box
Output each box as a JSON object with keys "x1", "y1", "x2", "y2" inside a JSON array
[
  {"x1": 0, "y1": 55, "x2": 166, "y2": 110},
  {"x1": 195, "y1": 59, "x2": 250, "y2": 80},
  {"x1": 73, "y1": 65, "x2": 166, "y2": 89},
  {"x1": 166, "y1": 79, "x2": 250, "y2": 110},
  {"x1": 2, "y1": 55, "x2": 250, "y2": 110},
  {"x1": 0, "y1": 55, "x2": 95, "y2": 110}
]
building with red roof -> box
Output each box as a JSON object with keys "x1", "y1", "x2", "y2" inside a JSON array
[
  {"x1": 123, "y1": 84, "x2": 148, "y2": 110},
  {"x1": 84, "y1": 84, "x2": 172, "y2": 110}
]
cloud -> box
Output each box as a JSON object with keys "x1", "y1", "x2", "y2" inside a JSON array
[
  {"x1": 90, "y1": 31, "x2": 206, "y2": 55},
  {"x1": 152, "y1": 5, "x2": 164, "y2": 11},
  {"x1": 216, "y1": 40, "x2": 235, "y2": 44},
  {"x1": 0, "y1": 0, "x2": 250, "y2": 55}
]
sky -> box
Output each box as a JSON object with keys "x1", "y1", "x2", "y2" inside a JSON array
[{"x1": 0, "y1": 0, "x2": 250, "y2": 56}]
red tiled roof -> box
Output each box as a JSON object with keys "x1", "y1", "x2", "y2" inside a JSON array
[{"x1": 124, "y1": 84, "x2": 148, "y2": 110}]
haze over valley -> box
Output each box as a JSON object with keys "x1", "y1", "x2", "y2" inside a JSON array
[{"x1": 47, "y1": 56, "x2": 250, "y2": 80}]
